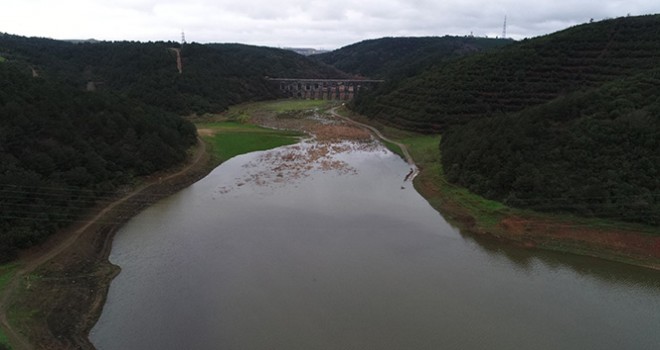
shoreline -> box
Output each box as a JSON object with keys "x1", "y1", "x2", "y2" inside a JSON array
[
  {"x1": 411, "y1": 142, "x2": 660, "y2": 271},
  {"x1": 0, "y1": 100, "x2": 329, "y2": 349},
  {"x1": 2, "y1": 101, "x2": 658, "y2": 349},
  {"x1": 333, "y1": 107, "x2": 660, "y2": 271},
  {"x1": 410, "y1": 155, "x2": 660, "y2": 272},
  {"x1": 0, "y1": 138, "x2": 214, "y2": 349}
]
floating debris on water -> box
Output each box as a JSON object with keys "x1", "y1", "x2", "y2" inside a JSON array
[{"x1": 215, "y1": 108, "x2": 384, "y2": 194}]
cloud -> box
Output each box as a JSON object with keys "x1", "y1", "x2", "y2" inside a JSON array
[{"x1": 1, "y1": 0, "x2": 659, "y2": 48}]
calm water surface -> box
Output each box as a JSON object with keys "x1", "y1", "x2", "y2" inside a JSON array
[{"x1": 91, "y1": 141, "x2": 660, "y2": 350}]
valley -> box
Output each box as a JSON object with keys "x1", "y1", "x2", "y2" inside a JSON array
[{"x1": 1, "y1": 14, "x2": 660, "y2": 349}]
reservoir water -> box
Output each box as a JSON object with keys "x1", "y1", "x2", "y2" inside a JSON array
[{"x1": 91, "y1": 140, "x2": 660, "y2": 350}]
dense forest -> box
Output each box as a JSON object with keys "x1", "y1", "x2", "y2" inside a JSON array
[
  {"x1": 337, "y1": 14, "x2": 660, "y2": 226},
  {"x1": 0, "y1": 62, "x2": 197, "y2": 261},
  {"x1": 0, "y1": 34, "x2": 347, "y2": 115},
  {"x1": 0, "y1": 34, "x2": 349, "y2": 261},
  {"x1": 351, "y1": 15, "x2": 660, "y2": 132},
  {"x1": 2, "y1": 14, "x2": 659, "y2": 260},
  {"x1": 313, "y1": 36, "x2": 512, "y2": 79},
  {"x1": 441, "y1": 71, "x2": 660, "y2": 225}
]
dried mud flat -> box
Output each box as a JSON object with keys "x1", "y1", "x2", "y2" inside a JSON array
[{"x1": 216, "y1": 111, "x2": 387, "y2": 194}]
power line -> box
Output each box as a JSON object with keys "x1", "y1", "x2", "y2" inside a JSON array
[{"x1": 502, "y1": 15, "x2": 507, "y2": 39}]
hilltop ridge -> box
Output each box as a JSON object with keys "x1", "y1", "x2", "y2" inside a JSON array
[
  {"x1": 313, "y1": 36, "x2": 512, "y2": 80},
  {"x1": 0, "y1": 34, "x2": 347, "y2": 115},
  {"x1": 330, "y1": 15, "x2": 660, "y2": 226},
  {"x1": 351, "y1": 15, "x2": 660, "y2": 132}
]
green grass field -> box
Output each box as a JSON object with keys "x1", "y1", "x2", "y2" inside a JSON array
[
  {"x1": 381, "y1": 140, "x2": 405, "y2": 159},
  {"x1": 0, "y1": 264, "x2": 17, "y2": 291},
  {"x1": 398, "y1": 134, "x2": 658, "y2": 235},
  {"x1": 225, "y1": 99, "x2": 335, "y2": 117},
  {"x1": 399, "y1": 135, "x2": 509, "y2": 229},
  {"x1": 195, "y1": 100, "x2": 335, "y2": 163},
  {"x1": 0, "y1": 333, "x2": 11, "y2": 349},
  {"x1": 197, "y1": 122, "x2": 303, "y2": 163},
  {"x1": 0, "y1": 264, "x2": 18, "y2": 349}
]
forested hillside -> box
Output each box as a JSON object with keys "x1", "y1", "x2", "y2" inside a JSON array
[
  {"x1": 0, "y1": 34, "x2": 351, "y2": 261},
  {"x1": 313, "y1": 36, "x2": 512, "y2": 79},
  {"x1": 314, "y1": 15, "x2": 660, "y2": 226},
  {"x1": 441, "y1": 71, "x2": 660, "y2": 225},
  {"x1": 0, "y1": 61, "x2": 197, "y2": 261},
  {"x1": 0, "y1": 34, "x2": 347, "y2": 115},
  {"x1": 352, "y1": 15, "x2": 660, "y2": 132}
]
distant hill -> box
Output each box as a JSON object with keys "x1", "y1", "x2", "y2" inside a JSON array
[
  {"x1": 351, "y1": 15, "x2": 660, "y2": 132},
  {"x1": 313, "y1": 36, "x2": 512, "y2": 79},
  {"x1": 62, "y1": 39, "x2": 101, "y2": 44},
  {"x1": 285, "y1": 47, "x2": 330, "y2": 56},
  {"x1": 0, "y1": 34, "x2": 347, "y2": 115},
  {"x1": 339, "y1": 14, "x2": 660, "y2": 226}
]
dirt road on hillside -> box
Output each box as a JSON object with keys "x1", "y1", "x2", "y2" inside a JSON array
[{"x1": 0, "y1": 139, "x2": 208, "y2": 350}]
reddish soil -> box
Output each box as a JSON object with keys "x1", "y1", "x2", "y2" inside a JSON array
[
  {"x1": 498, "y1": 216, "x2": 660, "y2": 267},
  {"x1": 411, "y1": 147, "x2": 660, "y2": 270}
]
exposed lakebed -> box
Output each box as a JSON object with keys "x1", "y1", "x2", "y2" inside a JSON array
[{"x1": 91, "y1": 121, "x2": 660, "y2": 349}]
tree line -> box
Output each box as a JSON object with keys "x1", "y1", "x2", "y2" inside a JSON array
[
  {"x1": 0, "y1": 33, "x2": 347, "y2": 261},
  {"x1": 342, "y1": 15, "x2": 660, "y2": 226},
  {"x1": 351, "y1": 15, "x2": 660, "y2": 133},
  {"x1": 0, "y1": 62, "x2": 196, "y2": 261},
  {"x1": 441, "y1": 71, "x2": 660, "y2": 224}
]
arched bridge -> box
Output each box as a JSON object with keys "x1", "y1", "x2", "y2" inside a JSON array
[{"x1": 266, "y1": 78, "x2": 384, "y2": 100}]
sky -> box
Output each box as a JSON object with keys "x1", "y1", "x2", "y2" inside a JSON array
[{"x1": 1, "y1": 0, "x2": 659, "y2": 50}]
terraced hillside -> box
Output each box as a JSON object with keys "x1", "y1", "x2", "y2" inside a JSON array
[
  {"x1": 441, "y1": 70, "x2": 660, "y2": 225},
  {"x1": 352, "y1": 15, "x2": 660, "y2": 132},
  {"x1": 313, "y1": 36, "x2": 512, "y2": 79}
]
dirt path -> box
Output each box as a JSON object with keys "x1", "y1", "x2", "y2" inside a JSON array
[
  {"x1": 0, "y1": 139, "x2": 207, "y2": 350},
  {"x1": 169, "y1": 48, "x2": 182, "y2": 74},
  {"x1": 329, "y1": 107, "x2": 419, "y2": 181}
]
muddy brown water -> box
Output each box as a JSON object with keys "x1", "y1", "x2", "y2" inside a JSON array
[{"x1": 90, "y1": 141, "x2": 660, "y2": 350}]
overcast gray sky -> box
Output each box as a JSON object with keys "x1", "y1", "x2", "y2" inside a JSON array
[{"x1": 1, "y1": 0, "x2": 659, "y2": 49}]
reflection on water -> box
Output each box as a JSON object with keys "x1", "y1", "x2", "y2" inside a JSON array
[
  {"x1": 462, "y1": 231, "x2": 660, "y2": 290},
  {"x1": 91, "y1": 141, "x2": 660, "y2": 350}
]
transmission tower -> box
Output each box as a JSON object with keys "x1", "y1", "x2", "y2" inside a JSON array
[
  {"x1": 502, "y1": 15, "x2": 507, "y2": 39},
  {"x1": 181, "y1": 30, "x2": 186, "y2": 45}
]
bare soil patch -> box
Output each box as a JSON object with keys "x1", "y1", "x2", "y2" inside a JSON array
[
  {"x1": 215, "y1": 111, "x2": 387, "y2": 194},
  {"x1": 196, "y1": 128, "x2": 215, "y2": 137},
  {"x1": 412, "y1": 160, "x2": 660, "y2": 270},
  {"x1": 497, "y1": 216, "x2": 660, "y2": 267}
]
